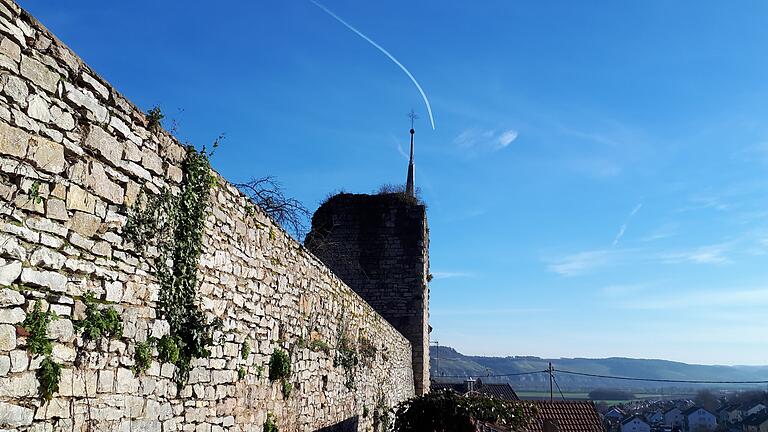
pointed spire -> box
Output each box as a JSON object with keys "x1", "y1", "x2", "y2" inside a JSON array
[{"x1": 406, "y1": 110, "x2": 418, "y2": 197}]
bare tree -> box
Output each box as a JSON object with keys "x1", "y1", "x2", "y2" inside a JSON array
[{"x1": 236, "y1": 176, "x2": 310, "y2": 240}]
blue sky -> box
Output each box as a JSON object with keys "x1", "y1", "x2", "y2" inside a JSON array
[{"x1": 22, "y1": 1, "x2": 768, "y2": 365}]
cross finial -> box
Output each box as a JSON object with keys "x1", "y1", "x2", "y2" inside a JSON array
[{"x1": 408, "y1": 109, "x2": 419, "y2": 131}]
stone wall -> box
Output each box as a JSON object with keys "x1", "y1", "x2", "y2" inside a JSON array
[
  {"x1": 305, "y1": 193, "x2": 430, "y2": 395},
  {"x1": 0, "y1": 1, "x2": 414, "y2": 431}
]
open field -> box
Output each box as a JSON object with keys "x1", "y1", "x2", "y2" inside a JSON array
[{"x1": 516, "y1": 391, "x2": 668, "y2": 402}]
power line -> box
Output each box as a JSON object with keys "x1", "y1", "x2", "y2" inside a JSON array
[
  {"x1": 552, "y1": 373, "x2": 567, "y2": 401},
  {"x1": 435, "y1": 370, "x2": 549, "y2": 379},
  {"x1": 554, "y1": 369, "x2": 768, "y2": 384}
]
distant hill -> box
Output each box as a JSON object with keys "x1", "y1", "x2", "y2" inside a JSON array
[{"x1": 430, "y1": 346, "x2": 768, "y2": 392}]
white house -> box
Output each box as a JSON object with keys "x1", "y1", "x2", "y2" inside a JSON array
[
  {"x1": 646, "y1": 409, "x2": 664, "y2": 425},
  {"x1": 605, "y1": 407, "x2": 627, "y2": 423},
  {"x1": 621, "y1": 415, "x2": 651, "y2": 432},
  {"x1": 746, "y1": 403, "x2": 768, "y2": 417},
  {"x1": 682, "y1": 407, "x2": 716, "y2": 432},
  {"x1": 664, "y1": 407, "x2": 684, "y2": 428}
]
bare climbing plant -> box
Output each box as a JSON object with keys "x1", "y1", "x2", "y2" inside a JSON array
[{"x1": 236, "y1": 176, "x2": 311, "y2": 240}]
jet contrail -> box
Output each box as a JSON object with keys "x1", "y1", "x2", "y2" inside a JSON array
[{"x1": 309, "y1": 0, "x2": 436, "y2": 130}]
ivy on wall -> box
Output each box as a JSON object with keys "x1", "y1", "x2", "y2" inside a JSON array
[{"x1": 125, "y1": 144, "x2": 219, "y2": 385}]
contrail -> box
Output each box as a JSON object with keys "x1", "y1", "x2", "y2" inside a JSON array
[{"x1": 309, "y1": 0, "x2": 436, "y2": 130}]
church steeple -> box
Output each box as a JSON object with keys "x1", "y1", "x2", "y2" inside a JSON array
[{"x1": 406, "y1": 110, "x2": 417, "y2": 197}]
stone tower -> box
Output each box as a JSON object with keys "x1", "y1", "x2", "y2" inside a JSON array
[{"x1": 305, "y1": 193, "x2": 430, "y2": 395}]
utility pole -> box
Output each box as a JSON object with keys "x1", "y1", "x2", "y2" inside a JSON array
[{"x1": 549, "y1": 362, "x2": 554, "y2": 402}]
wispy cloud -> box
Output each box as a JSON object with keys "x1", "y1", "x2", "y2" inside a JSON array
[
  {"x1": 454, "y1": 128, "x2": 518, "y2": 153},
  {"x1": 547, "y1": 249, "x2": 617, "y2": 276},
  {"x1": 659, "y1": 243, "x2": 730, "y2": 265},
  {"x1": 431, "y1": 271, "x2": 473, "y2": 280},
  {"x1": 612, "y1": 203, "x2": 643, "y2": 246},
  {"x1": 641, "y1": 223, "x2": 678, "y2": 242}
]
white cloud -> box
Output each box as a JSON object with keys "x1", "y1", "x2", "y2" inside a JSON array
[
  {"x1": 547, "y1": 249, "x2": 616, "y2": 276},
  {"x1": 497, "y1": 130, "x2": 518, "y2": 149},
  {"x1": 659, "y1": 244, "x2": 730, "y2": 265},
  {"x1": 454, "y1": 128, "x2": 518, "y2": 153},
  {"x1": 612, "y1": 203, "x2": 643, "y2": 246}
]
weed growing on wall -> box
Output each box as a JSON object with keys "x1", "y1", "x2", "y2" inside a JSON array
[
  {"x1": 157, "y1": 335, "x2": 180, "y2": 364},
  {"x1": 146, "y1": 106, "x2": 165, "y2": 130},
  {"x1": 133, "y1": 339, "x2": 153, "y2": 375},
  {"x1": 76, "y1": 291, "x2": 123, "y2": 340},
  {"x1": 241, "y1": 339, "x2": 251, "y2": 360},
  {"x1": 37, "y1": 356, "x2": 61, "y2": 401},
  {"x1": 22, "y1": 302, "x2": 56, "y2": 356},
  {"x1": 22, "y1": 302, "x2": 61, "y2": 400},
  {"x1": 269, "y1": 348, "x2": 292, "y2": 398},
  {"x1": 263, "y1": 413, "x2": 279, "y2": 432},
  {"x1": 125, "y1": 145, "x2": 218, "y2": 386}
]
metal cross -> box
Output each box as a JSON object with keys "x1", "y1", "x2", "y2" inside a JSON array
[{"x1": 408, "y1": 109, "x2": 419, "y2": 129}]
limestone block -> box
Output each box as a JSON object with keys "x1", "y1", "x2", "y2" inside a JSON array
[
  {"x1": 13, "y1": 107, "x2": 39, "y2": 132},
  {"x1": 84, "y1": 125, "x2": 123, "y2": 163},
  {"x1": 0, "y1": 371, "x2": 35, "y2": 397},
  {"x1": 104, "y1": 281, "x2": 122, "y2": 302},
  {"x1": 149, "y1": 319, "x2": 169, "y2": 339},
  {"x1": 0, "y1": 36, "x2": 20, "y2": 62},
  {"x1": 97, "y1": 369, "x2": 113, "y2": 393},
  {"x1": 0, "y1": 117, "x2": 28, "y2": 157},
  {"x1": 0, "y1": 288, "x2": 22, "y2": 306},
  {"x1": 65, "y1": 185, "x2": 96, "y2": 213},
  {"x1": 9, "y1": 349, "x2": 27, "y2": 372},
  {"x1": 62, "y1": 82, "x2": 107, "y2": 123},
  {"x1": 0, "y1": 258, "x2": 21, "y2": 285},
  {"x1": 0, "y1": 51, "x2": 16, "y2": 72},
  {"x1": 115, "y1": 367, "x2": 138, "y2": 393},
  {"x1": 20, "y1": 268, "x2": 67, "y2": 291},
  {"x1": 34, "y1": 398, "x2": 69, "y2": 420},
  {"x1": 92, "y1": 241, "x2": 111, "y2": 257},
  {"x1": 66, "y1": 211, "x2": 100, "y2": 237},
  {"x1": 49, "y1": 105, "x2": 74, "y2": 130},
  {"x1": 141, "y1": 148, "x2": 163, "y2": 175},
  {"x1": 0, "y1": 401, "x2": 34, "y2": 427},
  {"x1": 26, "y1": 93, "x2": 50, "y2": 122},
  {"x1": 20, "y1": 56, "x2": 58, "y2": 93},
  {"x1": 81, "y1": 72, "x2": 108, "y2": 99},
  {"x1": 39, "y1": 233, "x2": 63, "y2": 249},
  {"x1": 28, "y1": 135, "x2": 65, "y2": 174},
  {"x1": 51, "y1": 343, "x2": 76, "y2": 362},
  {"x1": 46, "y1": 318, "x2": 73, "y2": 342},
  {"x1": 89, "y1": 162, "x2": 123, "y2": 204},
  {"x1": 29, "y1": 247, "x2": 66, "y2": 270},
  {"x1": 0, "y1": 234, "x2": 25, "y2": 260},
  {"x1": 45, "y1": 198, "x2": 67, "y2": 221},
  {"x1": 0, "y1": 325, "x2": 18, "y2": 351},
  {"x1": 1, "y1": 74, "x2": 26, "y2": 107},
  {"x1": 0, "y1": 307, "x2": 23, "y2": 324},
  {"x1": 49, "y1": 303, "x2": 70, "y2": 317},
  {"x1": 0, "y1": 354, "x2": 8, "y2": 375}
]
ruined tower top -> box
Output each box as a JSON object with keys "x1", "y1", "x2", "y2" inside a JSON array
[{"x1": 305, "y1": 192, "x2": 430, "y2": 394}]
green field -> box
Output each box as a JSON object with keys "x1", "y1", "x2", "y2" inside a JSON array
[{"x1": 516, "y1": 391, "x2": 665, "y2": 403}]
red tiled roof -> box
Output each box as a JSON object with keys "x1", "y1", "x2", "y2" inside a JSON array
[
  {"x1": 475, "y1": 400, "x2": 604, "y2": 432},
  {"x1": 514, "y1": 400, "x2": 605, "y2": 432}
]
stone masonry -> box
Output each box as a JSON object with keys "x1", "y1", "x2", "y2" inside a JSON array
[
  {"x1": 0, "y1": 1, "x2": 415, "y2": 431},
  {"x1": 306, "y1": 193, "x2": 430, "y2": 395}
]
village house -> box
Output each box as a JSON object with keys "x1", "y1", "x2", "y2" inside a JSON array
[
  {"x1": 665, "y1": 407, "x2": 685, "y2": 429},
  {"x1": 682, "y1": 407, "x2": 716, "y2": 432},
  {"x1": 621, "y1": 415, "x2": 651, "y2": 432},
  {"x1": 742, "y1": 413, "x2": 768, "y2": 432}
]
